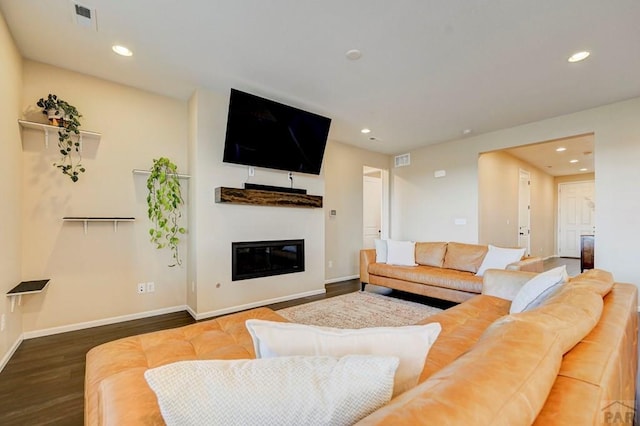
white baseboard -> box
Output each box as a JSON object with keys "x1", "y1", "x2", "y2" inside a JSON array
[
  {"x1": 194, "y1": 288, "x2": 326, "y2": 321},
  {"x1": 324, "y1": 274, "x2": 359, "y2": 284},
  {"x1": 0, "y1": 334, "x2": 24, "y2": 373},
  {"x1": 185, "y1": 304, "x2": 197, "y2": 320},
  {"x1": 22, "y1": 305, "x2": 189, "y2": 340}
]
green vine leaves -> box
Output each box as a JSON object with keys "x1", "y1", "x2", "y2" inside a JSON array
[
  {"x1": 36, "y1": 94, "x2": 85, "y2": 182},
  {"x1": 146, "y1": 157, "x2": 187, "y2": 267}
]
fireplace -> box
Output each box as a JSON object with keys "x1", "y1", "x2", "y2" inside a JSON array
[{"x1": 231, "y1": 239, "x2": 305, "y2": 281}]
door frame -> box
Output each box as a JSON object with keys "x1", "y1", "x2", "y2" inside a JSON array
[
  {"x1": 518, "y1": 169, "x2": 531, "y2": 256},
  {"x1": 362, "y1": 166, "x2": 390, "y2": 244}
]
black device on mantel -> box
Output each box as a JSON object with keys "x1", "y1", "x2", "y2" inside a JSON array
[
  {"x1": 243, "y1": 183, "x2": 307, "y2": 195},
  {"x1": 223, "y1": 89, "x2": 331, "y2": 175}
]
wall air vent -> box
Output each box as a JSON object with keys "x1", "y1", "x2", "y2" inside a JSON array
[
  {"x1": 70, "y1": 1, "x2": 97, "y2": 31},
  {"x1": 394, "y1": 153, "x2": 411, "y2": 168}
]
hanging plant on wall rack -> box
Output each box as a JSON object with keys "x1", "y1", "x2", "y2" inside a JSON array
[
  {"x1": 146, "y1": 157, "x2": 187, "y2": 267},
  {"x1": 36, "y1": 94, "x2": 85, "y2": 182}
]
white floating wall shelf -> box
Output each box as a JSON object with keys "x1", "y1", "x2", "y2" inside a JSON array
[
  {"x1": 63, "y1": 217, "x2": 135, "y2": 234},
  {"x1": 18, "y1": 119, "x2": 101, "y2": 149}
]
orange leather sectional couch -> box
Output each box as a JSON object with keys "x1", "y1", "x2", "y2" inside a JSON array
[
  {"x1": 360, "y1": 242, "x2": 543, "y2": 303},
  {"x1": 85, "y1": 269, "x2": 637, "y2": 425}
]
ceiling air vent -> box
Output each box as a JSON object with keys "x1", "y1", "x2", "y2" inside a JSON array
[
  {"x1": 394, "y1": 153, "x2": 411, "y2": 168},
  {"x1": 71, "y1": 1, "x2": 97, "y2": 31}
]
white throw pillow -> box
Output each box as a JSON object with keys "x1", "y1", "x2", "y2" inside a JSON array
[
  {"x1": 245, "y1": 319, "x2": 441, "y2": 396},
  {"x1": 386, "y1": 240, "x2": 417, "y2": 266},
  {"x1": 374, "y1": 239, "x2": 388, "y2": 263},
  {"x1": 475, "y1": 244, "x2": 526, "y2": 276},
  {"x1": 509, "y1": 265, "x2": 568, "y2": 314},
  {"x1": 145, "y1": 355, "x2": 398, "y2": 426}
]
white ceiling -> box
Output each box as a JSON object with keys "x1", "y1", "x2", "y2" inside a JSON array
[
  {"x1": 503, "y1": 133, "x2": 594, "y2": 177},
  {"x1": 2, "y1": 1, "x2": 640, "y2": 155}
]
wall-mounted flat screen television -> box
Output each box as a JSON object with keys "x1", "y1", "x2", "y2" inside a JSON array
[{"x1": 222, "y1": 89, "x2": 332, "y2": 175}]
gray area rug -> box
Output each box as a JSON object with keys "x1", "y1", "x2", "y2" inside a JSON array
[{"x1": 277, "y1": 291, "x2": 442, "y2": 328}]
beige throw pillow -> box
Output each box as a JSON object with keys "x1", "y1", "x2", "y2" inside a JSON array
[
  {"x1": 145, "y1": 355, "x2": 399, "y2": 426},
  {"x1": 245, "y1": 319, "x2": 441, "y2": 396},
  {"x1": 475, "y1": 245, "x2": 526, "y2": 276}
]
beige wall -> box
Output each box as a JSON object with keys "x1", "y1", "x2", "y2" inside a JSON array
[
  {"x1": 188, "y1": 89, "x2": 326, "y2": 318},
  {"x1": 20, "y1": 61, "x2": 189, "y2": 332},
  {"x1": 0, "y1": 11, "x2": 23, "y2": 366},
  {"x1": 324, "y1": 141, "x2": 391, "y2": 281},
  {"x1": 392, "y1": 97, "x2": 640, "y2": 288},
  {"x1": 478, "y1": 151, "x2": 555, "y2": 257}
]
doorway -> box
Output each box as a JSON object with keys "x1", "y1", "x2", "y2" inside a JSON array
[
  {"x1": 518, "y1": 169, "x2": 531, "y2": 255},
  {"x1": 557, "y1": 181, "x2": 595, "y2": 258},
  {"x1": 362, "y1": 166, "x2": 389, "y2": 249}
]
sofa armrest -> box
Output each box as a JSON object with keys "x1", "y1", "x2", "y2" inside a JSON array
[
  {"x1": 506, "y1": 256, "x2": 544, "y2": 273},
  {"x1": 360, "y1": 249, "x2": 377, "y2": 283},
  {"x1": 482, "y1": 269, "x2": 537, "y2": 301}
]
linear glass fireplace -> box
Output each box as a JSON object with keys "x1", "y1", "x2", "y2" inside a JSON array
[{"x1": 231, "y1": 239, "x2": 305, "y2": 281}]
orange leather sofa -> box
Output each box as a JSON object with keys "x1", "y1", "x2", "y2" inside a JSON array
[
  {"x1": 85, "y1": 269, "x2": 637, "y2": 425},
  {"x1": 360, "y1": 242, "x2": 543, "y2": 303}
]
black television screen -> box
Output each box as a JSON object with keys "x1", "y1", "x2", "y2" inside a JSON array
[{"x1": 223, "y1": 89, "x2": 331, "y2": 175}]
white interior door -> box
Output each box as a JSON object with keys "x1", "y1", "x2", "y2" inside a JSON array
[
  {"x1": 363, "y1": 174, "x2": 382, "y2": 249},
  {"x1": 518, "y1": 169, "x2": 531, "y2": 255},
  {"x1": 558, "y1": 181, "x2": 595, "y2": 257}
]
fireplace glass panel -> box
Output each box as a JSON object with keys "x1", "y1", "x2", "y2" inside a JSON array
[{"x1": 232, "y1": 239, "x2": 304, "y2": 281}]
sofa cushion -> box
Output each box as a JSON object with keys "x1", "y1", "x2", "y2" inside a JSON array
[
  {"x1": 144, "y1": 355, "x2": 399, "y2": 426},
  {"x1": 416, "y1": 294, "x2": 511, "y2": 381},
  {"x1": 514, "y1": 275, "x2": 605, "y2": 354},
  {"x1": 245, "y1": 319, "x2": 441, "y2": 397},
  {"x1": 368, "y1": 263, "x2": 483, "y2": 293},
  {"x1": 415, "y1": 242, "x2": 447, "y2": 267},
  {"x1": 356, "y1": 316, "x2": 564, "y2": 426},
  {"x1": 568, "y1": 268, "x2": 614, "y2": 296},
  {"x1": 534, "y1": 283, "x2": 638, "y2": 425},
  {"x1": 442, "y1": 242, "x2": 488, "y2": 273}
]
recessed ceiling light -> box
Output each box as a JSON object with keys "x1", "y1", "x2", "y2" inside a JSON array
[
  {"x1": 346, "y1": 49, "x2": 362, "y2": 60},
  {"x1": 568, "y1": 51, "x2": 590, "y2": 63},
  {"x1": 112, "y1": 45, "x2": 133, "y2": 57},
  {"x1": 556, "y1": 147, "x2": 567, "y2": 152},
  {"x1": 361, "y1": 128, "x2": 371, "y2": 134},
  {"x1": 569, "y1": 159, "x2": 579, "y2": 163},
  {"x1": 579, "y1": 168, "x2": 588, "y2": 171},
  {"x1": 462, "y1": 129, "x2": 472, "y2": 135}
]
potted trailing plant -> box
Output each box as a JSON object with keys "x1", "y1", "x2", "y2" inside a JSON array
[
  {"x1": 146, "y1": 157, "x2": 187, "y2": 267},
  {"x1": 36, "y1": 94, "x2": 85, "y2": 182}
]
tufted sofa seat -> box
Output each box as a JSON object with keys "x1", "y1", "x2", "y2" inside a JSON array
[
  {"x1": 86, "y1": 269, "x2": 637, "y2": 425},
  {"x1": 85, "y1": 307, "x2": 286, "y2": 425}
]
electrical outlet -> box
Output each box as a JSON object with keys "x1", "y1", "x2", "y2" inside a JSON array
[
  {"x1": 146, "y1": 282, "x2": 155, "y2": 293},
  {"x1": 1, "y1": 314, "x2": 5, "y2": 332},
  {"x1": 328, "y1": 260, "x2": 333, "y2": 268},
  {"x1": 137, "y1": 283, "x2": 146, "y2": 294},
  {"x1": 191, "y1": 281, "x2": 195, "y2": 293}
]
